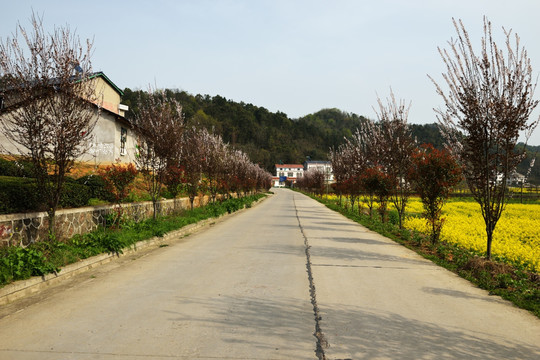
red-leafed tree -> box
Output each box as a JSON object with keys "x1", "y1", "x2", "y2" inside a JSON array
[
  {"x1": 99, "y1": 162, "x2": 138, "y2": 206},
  {"x1": 359, "y1": 166, "x2": 395, "y2": 222},
  {"x1": 410, "y1": 144, "x2": 462, "y2": 243},
  {"x1": 99, "y1": 161, "x2": 138, "y2": 227},
  {"x1": 163, "y1": 164, "x2": 185, "y2": 198}
]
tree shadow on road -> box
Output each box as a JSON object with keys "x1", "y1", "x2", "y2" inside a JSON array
[
  {"x1": 165, "y1": 294, "x2": 539, "y2": 360},
  {"x1": 309, "y1": 244, "x2": 433, "y2": 267},
  {"x1": 318, "y1": 302, "x2": 539, "y2": 359},
  {"x1": 166, "y1": 295, "x2": 317, "y2": 358},
  {"x1": 421, "y1": 286, "x2": 507, "y2": 305}
]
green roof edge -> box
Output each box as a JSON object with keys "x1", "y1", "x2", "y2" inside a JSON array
[{"x1": 89, "y1": 71, "x2": 124, "y2": 97}]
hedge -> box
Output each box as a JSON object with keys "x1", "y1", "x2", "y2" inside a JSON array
[
  {"x1": 0, "y1": 176, "x2": 102, "y2": 214},
  {"x1": 0, "y1": 158, "x2": 35, "y2": 178},
  {"x1": 76, "y1": 175, "x2": 115, "y2": 202}
]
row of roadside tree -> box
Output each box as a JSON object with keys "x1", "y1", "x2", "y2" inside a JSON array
[
  {"x1": 0, "y1": 13, "x2": 271, "y2": 241},
  {"x1": 299, "y1": 17, "x2": 540, "y2": 262}
]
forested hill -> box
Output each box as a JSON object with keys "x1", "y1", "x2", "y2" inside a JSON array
[
  {"x1": 122, "y1": 88, "x2": 373, "y2": 171},
  {"x1": 121, "y1": 88, "x2": 539, "y2": 183}
]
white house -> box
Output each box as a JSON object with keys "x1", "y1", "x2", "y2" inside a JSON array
[
  {"x1": 273, "y1": 164, "x2": 304, "y2": 187},
  {"x1": 496, "y1": 171, "x2": 526, "y2": 186},
  {"x1": 0, "y1": 72, "x2": 137, "y2": 165},
  {"x1": 304, "y1": 160, "x2": 334, "y2": 183}
]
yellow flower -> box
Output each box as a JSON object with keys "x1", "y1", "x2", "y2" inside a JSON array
[{"x1": 404, "y1": 198, "x2": 539, "y2": 272}]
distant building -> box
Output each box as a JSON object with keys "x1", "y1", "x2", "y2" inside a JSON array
[
  {"x1": 0, "y1": 72, "x2": 136, "y2": 165},
  {"x1": 273, "y1": 164, "x2": 304, "y2": 187},
  {"x1": 496, "y1": 171, "x2": 526, "y2": 186},
  {"x1": 304, "y1": 160, "x2": 334, "y2": 182}
]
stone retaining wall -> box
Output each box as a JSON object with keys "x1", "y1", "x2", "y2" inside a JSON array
[{"x1": 0, "y1": 195, "x2": 217, "y2": 247}]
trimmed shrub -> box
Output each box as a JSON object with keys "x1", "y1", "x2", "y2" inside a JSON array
[
  {"x1": 76, "y1": 175, "x2": 115, "y2": 202},
  {"x1": 0, "y1": 176, "x2": 41, "y2": 213},
  {"x1": 0, "y1": 176, "x2": 92, "y2": 214},
  {"x1": 59, "y1": 182, "x2": 92, "y2": 208},
  {"x1": 0, "y1": 158, "x2": 35, "y2": 178}
]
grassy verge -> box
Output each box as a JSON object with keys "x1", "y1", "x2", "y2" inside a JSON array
[
  {"x1": 0, "y1": 194, "x2": 267, "y2": 287},
  {"x1": 309, "y1": 193, "x2": 540, "y2": 318}
]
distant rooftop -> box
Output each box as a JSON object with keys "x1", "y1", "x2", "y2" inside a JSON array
[
  {"x1": 305, "y1": 160, "x2": 330, "y2": 164},
  {"x1": 275, "y1": 164, "x2": 304, "y2": 168}
]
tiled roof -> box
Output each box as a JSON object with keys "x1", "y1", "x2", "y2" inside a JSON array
[{"x1": 275, "y1": 164, "x2": 304, "y2": 168}]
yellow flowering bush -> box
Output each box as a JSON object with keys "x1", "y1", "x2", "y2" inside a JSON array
[{"x1": 404, "y1": 198, "x2": 540, "y2": 272}]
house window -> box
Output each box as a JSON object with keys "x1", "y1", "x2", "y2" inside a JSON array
[
  {"x1": 288, "y1": 172, "x2": 293, "y2": 177},
  {"x1": 120, "y1": 127, "x2": 127, "y2": 155}
]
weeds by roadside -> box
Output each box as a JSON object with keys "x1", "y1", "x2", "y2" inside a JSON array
[{"x1": 0, "y1": 194, "x2": 266, "y2": 287}]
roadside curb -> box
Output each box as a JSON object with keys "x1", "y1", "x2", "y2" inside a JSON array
[{"x1": 0, "y1": 194, "x2": 271, "y2": 306}]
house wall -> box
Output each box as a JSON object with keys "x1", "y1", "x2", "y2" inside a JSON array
[
  {"x1": 79, "y1": 112, "x2": 136, "y2": 164},
  {"x1": 305, "y1": 162, "x2": 334, "y2": 182},
  {"x1": 274, "y1": 165, "x2": 304, "y2": 186},
  {"x1": 0, "y1": 125, "x2": 20, "y2": 156},
  {"x1": 93, "y1": 77, "x2": 121, "y2": 115}
]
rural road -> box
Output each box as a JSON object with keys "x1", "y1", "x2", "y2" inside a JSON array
[{"x1": 0, "y1": 188, "x2": 538, "y2": 359}]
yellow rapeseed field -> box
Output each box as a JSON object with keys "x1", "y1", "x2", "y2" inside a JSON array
[
  {"x1": 322, "y1": 193, "x2": 539, "y2": 271},
  {"x1": 403, "y1": 198, "x2": 540, "y2": 272}
]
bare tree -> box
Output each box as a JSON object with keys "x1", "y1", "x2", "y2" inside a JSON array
[
  {"x1": 374, "y1": 91, "x2": 416, "y2": 228},
  {"x1": 430, "y1": 18, "x2": 540, "y2": 259},
  {"x1": 133, "y1": 87, "x2": 184, "y2": 219},
  {"x1": 0, "y1": 13, "x2": 99, "y2": 240}
]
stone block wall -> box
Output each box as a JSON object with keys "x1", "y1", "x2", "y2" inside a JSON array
[{"x1": 0, "y1": 194, "x2": 216, "y2": 247}]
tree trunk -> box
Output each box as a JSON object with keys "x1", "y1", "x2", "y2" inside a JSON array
[
  {"x1": 47, "y1": 209, "x2": 56, "y2": 242},
  {"x1": 486, "y1": 227, "x2": 493, "y2": 260},
  {"x1": 152, "y1": 199, "x2": 158, "y2": 220}
]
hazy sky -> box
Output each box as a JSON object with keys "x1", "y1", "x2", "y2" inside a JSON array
[{"x1": 2, "y1": 0, "x2": 540, "y2": 145}]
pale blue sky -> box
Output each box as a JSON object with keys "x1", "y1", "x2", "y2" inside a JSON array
[{"x1": 2, "y1": 0, "x2": 540, "y2": 145}]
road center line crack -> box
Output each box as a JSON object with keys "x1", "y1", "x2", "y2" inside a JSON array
[{"x1": 293, "y1": 195, "x2": 328, "y2": 360}]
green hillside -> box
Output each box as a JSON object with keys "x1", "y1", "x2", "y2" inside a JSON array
[{"x1": 122, "y1": 88, "x2": 540, "y2": 184}]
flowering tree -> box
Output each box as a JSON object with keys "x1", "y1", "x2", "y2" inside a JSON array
[
  {"x1": 430, "y1": 18, "x2": 540, "y2": 258},
  {"x1": 181, "y1": 126, "x2": 207, "y2": 209},
  {"x1": 200, "y1": 129, "x2": 228, "y2": 202},
  {"x1": 374, "y1": 91, "x2": 415, "y2": 228},
  {"x1": 346, "y1": 125, "x2": 376, "y2": 212},
  {"x1": 410, "y1": 144, "x2": 462, "y2": 243},
  {"x1": 133, "y1": 87, "x2": 184, "y2": 219},
  {"x1": 329, "y1": 146, "x2": 348, "y2": 206},
  {"x1": 0, "y1": 13, "x2": 99, "y2": 239},
  {"x1": 297, "y1": 168, "x2": 325, "y2": 196}
]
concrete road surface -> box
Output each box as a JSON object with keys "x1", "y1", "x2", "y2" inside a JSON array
[{"x1": 0, "y1": 188, "x2": 538, "y2": 359}]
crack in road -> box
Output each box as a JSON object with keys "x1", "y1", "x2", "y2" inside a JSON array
[{"x1": 293, "y1": 195, "x2": 328, "y2": 360}]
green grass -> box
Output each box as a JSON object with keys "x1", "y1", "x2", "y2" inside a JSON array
[
  {"x1": 308, "y1": 193, "x2": 540, "y2": 318},
  {"x1": 0, "y1": 194, "x2": 266, "y2": 288}
]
